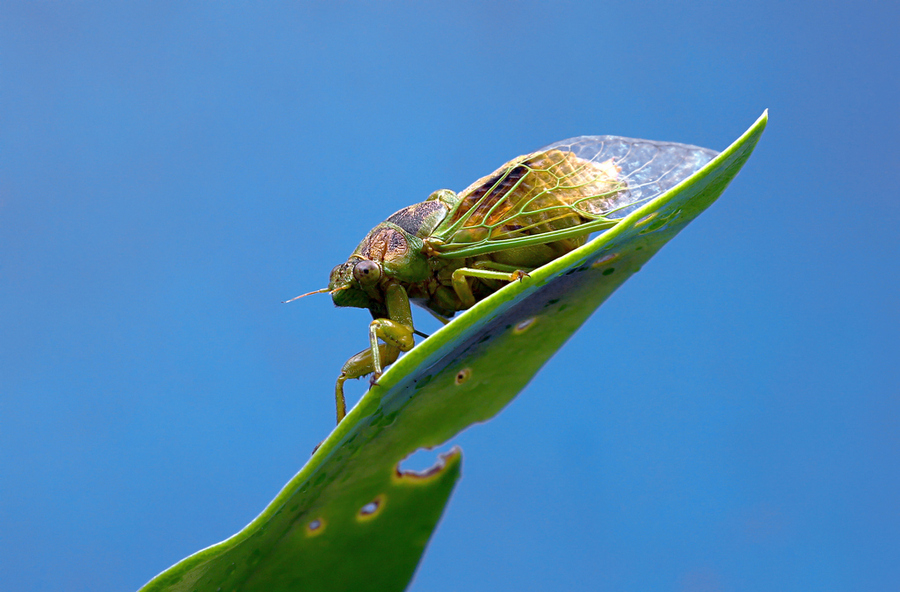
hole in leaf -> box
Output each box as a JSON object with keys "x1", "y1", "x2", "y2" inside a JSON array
[
  {"x1": 455, "y1": 368, "x2": 472, "y2": 385},
  {"x1": 513, "y1": 317, "x2": 537, "y2": 333},
  {"x1": 357, "y1": 495, "x2": 385, "y2": 521},
  {"x1": 592, "y1": 252, "x2": 620, "y2": 268},
  {"x1": 397, "y1": 445, "x2": 461, "y2": 479},
  {"x1": 306, "y1": 518, "x2": 326, "y2": 536},
  {"x1": 635, "y1": 212, "x2": 657, "y2": 227}
]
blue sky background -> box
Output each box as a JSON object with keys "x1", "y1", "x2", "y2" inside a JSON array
[{"x1": 1, "y1": 2, "x2": 897, "y2": 591}]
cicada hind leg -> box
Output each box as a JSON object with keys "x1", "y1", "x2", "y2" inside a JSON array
[{"x1": 449, "y1": 261, "x2": 533, "y2": 309}]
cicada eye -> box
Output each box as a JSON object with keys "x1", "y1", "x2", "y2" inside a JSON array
[{"x1": 353, "y1": 260, "x2": 382, "y2": 286}]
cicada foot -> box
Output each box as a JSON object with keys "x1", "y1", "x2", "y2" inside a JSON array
[{"x1": 333, "y1": 343, "x2": 400, "y2": 425}]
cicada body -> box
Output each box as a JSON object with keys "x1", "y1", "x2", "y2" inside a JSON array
[{"x1": 305, "y1": 136, "x2": 717, "y2": 423}]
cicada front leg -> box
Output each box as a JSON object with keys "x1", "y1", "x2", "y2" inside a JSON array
[
  {"x1": 334, "y1": 282, "x2": 416, "y2": 424},
  {"x1": 450, "y1": 261, "x2": 533, "y2": 309}
]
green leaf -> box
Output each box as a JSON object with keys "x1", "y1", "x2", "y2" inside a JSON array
[{"x1": 139, "y1": 111, "x2": 767, "y2": 592}]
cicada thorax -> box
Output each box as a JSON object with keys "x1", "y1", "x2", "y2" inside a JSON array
[{"x1": 330, "y1": 198, "x2": 456, "y2": 314}]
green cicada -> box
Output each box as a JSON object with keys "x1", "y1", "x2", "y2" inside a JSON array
[{"x1": 290, "y1": 136, "x2": 716, "y2": 423}]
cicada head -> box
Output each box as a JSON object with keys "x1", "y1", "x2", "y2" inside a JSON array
[{"x1": 328, "y1": 256, "x2": 388, "y2": 318}]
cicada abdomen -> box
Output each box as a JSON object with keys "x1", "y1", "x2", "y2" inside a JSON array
[{"x1": 430, "y1": 149, "x2": 625, "y2": 266}]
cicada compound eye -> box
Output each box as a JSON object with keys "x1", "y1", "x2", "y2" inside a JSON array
[{"x1": 353, "y1": 260, "x2": 382, "y2": 286}]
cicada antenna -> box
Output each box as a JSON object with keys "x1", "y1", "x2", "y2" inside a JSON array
[
  {"x1": 282, "y1": 287, "x2": 330, "y2": 304},
  {"x1": 282, "y1": 285, "x2": 353, "y2": 304}
]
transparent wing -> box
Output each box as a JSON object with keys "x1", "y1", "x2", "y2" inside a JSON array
[
  {"x1": 543, "y1": 136, "x2": 719, "y2": 219},
  {"x1": 430, "y1": 136, "x2": 718, "y2": 257}
]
